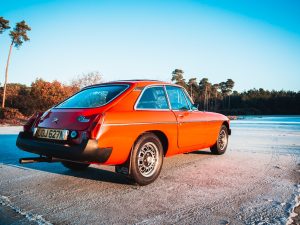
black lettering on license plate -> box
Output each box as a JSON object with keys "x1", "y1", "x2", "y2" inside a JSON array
[{"x1": 37, "y1": 129, "x2": 62, "y2": 140}]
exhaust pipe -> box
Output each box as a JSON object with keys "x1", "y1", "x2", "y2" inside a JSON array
[{"x1": 19, "y1": 156, "x2": 56, "y2": 164}]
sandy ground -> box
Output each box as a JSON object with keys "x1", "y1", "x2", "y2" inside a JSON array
[{"x1": 0, "y1": 124, "x2": 299, "y2": 224}]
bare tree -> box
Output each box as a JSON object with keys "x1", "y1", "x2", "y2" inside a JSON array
[
  {"x1": 71, "y1": 71, "x2": 104, "y2": 89},
  {"x1": 2, "y1": 20, "x2": 31, "y2": 108}
]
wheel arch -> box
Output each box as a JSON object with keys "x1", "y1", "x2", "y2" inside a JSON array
[
  {"x1": 134, "y1": 130, "x2": 169, "y2": 156},
  {"x1": 222, "y1": 121, "x2": 231, "y2": 135}
]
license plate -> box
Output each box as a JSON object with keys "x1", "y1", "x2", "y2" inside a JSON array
[{"x1": 34, "y1": 128, "x2": 69, "y2": 140}]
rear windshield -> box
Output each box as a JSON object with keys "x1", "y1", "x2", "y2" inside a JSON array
[{"x1": 55, "y1": 85, "x2": 129, "y2": 108}]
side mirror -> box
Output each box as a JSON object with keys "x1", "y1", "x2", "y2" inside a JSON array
[{"x1": 192, "y1": 103, "x2": 199, "y2": 111}]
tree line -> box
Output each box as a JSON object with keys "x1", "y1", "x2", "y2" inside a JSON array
[
  {"x1": 171, "y1": 69, "x2": 300, "y2": 115},
  {"x1": 0, "y1": 72, "x2": 103, "y2": 119}
]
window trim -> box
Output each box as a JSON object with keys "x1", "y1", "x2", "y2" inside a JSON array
[
  {"x1": 134, "y1": 85, "x2": 171, "y2": 111},
  {"x1": 55, "y1": 84, "x2": 130, "y2": 109},
  {"x1": 181, "y1": 88, "x2": 198, "y2": 111}
]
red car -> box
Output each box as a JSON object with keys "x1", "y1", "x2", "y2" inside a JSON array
[{"x1": 17, "y1": 80, "x2": 231, "y2": 185}]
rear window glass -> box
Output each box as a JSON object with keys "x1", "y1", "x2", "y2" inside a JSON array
[{"x1": 55, "y1": 85, "x2": 128, "y2": 108}]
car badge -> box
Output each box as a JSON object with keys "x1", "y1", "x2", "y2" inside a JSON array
[
  {"x1": 77, "y1": 115, "x2": 90, "y2": 123},
  {"x1": 52, "y1": 117, "x2": 59, "y2": 123}
]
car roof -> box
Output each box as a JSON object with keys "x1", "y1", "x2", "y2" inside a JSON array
[{"x1": 84, "y1": 79, "x2": 179, "y2": 89}]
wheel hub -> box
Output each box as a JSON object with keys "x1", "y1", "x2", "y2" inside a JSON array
[
  {"x1": 218, "y1": 129, "x2": 227, "y2": 151},
  {"x1": 137, "y1": 142, "x2": 159, "y2": 177}
]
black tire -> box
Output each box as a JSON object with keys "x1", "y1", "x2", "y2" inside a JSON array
[
  {"x1": 210, "y1": 125, "x2": 229, "y2": 155},
  {"x1": 130, "y1": 133, "x2": 164, "y2": 185},
  {"x1": 61, "y1": 161, "x2": 90, "y2": 171}
]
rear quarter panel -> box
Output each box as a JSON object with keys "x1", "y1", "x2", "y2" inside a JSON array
[{"x1": 99, "y1": 111, "x2": 178, "y2": 165}]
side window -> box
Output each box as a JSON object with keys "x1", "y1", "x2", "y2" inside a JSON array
[
  {"x1": 182, "y1": 89, "x2": 196, "y2": 110},
  {"x1": 136, "y1": 86, "x2": 169, "y2": 110},
  {"x1": 166, "y1": 86, "x2": 190, "y2": 110}
]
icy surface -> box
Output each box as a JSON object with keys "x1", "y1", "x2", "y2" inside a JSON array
[{"x1": 0, "y1": 117, "x2": 299, "y2": 224}]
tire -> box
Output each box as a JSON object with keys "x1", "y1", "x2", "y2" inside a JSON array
[
  {"x1": 210, "y1": 125, "x2": 229, "y2": 155},
  {"x1": 130, "y1": 133, "x2": 164, "y2": 185},
  {"x1": 61, "y1": 161, "x2": 90, "y2": 171}
]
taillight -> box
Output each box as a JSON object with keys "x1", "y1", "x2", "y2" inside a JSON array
[
  {"x1": 23, "y1": 112, "x2": 42, "y2": 132},
  {"x1": 88, "y1": 114, "x2": 104, "y2": 139}
]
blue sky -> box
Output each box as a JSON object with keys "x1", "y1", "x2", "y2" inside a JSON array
[{"x1": 0, "y1": 0, "x2": 300, "y2": 91}]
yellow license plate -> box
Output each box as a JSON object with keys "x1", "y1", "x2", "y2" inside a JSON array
[{"x1": 34, "y1": 128, "x2": 69, "y2": 140}]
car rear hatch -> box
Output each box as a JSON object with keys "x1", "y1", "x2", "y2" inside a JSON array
[{"x1": 36, "y1": 108, "x2": 101, "y2": 131}]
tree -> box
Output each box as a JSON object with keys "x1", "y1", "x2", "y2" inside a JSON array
[
  {"x1": 211, "y1": 83, "x2": 220, "y2": 110},
  {"x1": 0, "y1": 17, "x2": 10, "y2": 34},
  {"x1": 0, "y1": 17, "x2": 10, "y2": 86},
  {"x1": 2, "y1": 20, "x2": 31, "y2": 108},
  {"x1": 70, "y1": 71, "x2": 103, "y2": 89},
  {"x1": 225, "y1": 79, "x2": 235, "y2": 109},
  {"x1": 171, "y1": 69, "x2": 187, "y2": 88},
  {"x1": 30, "y1": 79, "x2": 78, "y2": 112},
  {"x1": 188, "y1": 78, "x2": 198, "y2": 100},
  {"x1": 199, "y1": 78, "x2": 211, "y2": 111}
]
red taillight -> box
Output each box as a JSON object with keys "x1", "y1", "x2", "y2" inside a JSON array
[
  {"x1": 88, "y1": 114, "x2": 104, "y2": 139},
  {"x1": 23, "y1": 112, "x2": 42, "y2": 132}
]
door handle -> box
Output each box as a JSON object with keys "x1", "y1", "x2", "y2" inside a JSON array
[{"x1": 178, "y1": 114, "x2": 184, "y2": 118}]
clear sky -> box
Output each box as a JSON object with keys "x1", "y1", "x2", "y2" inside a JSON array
[{"x1": 0, "y1": 0, "x2": 300, "y2": 91}]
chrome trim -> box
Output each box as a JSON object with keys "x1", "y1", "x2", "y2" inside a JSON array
[
  {"x1": 55, "y1": 84, "x2": 130, "y2": 109},
  {"x1": 103, "y1": 122, "x2": 177, "y2": 126},
  {"x1": 77, "y1": 115, "x2": 90, "y2": 123},
  {"x1": 164, "y1": 85, "x2": 172, "y2": 110},
  {"x1": 103, "y1": 120, "x2": 220, "y2": 127},
  {"x1": 182, "y1": 88, "x2": 198, "y2": 111},
  {"x1": 52, "y1": 117, "x2": 59, "y2": 123},
  {"x1": 134, "y1": 85, "x2": 171, "y2": 111},
  {"x1": 180, "y1": 120, "x2": 220, "y2": 123}
]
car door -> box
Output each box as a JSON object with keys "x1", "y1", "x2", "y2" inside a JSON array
[{"x1": 165, "y1": 85, "x2": 208, "y2": 150}]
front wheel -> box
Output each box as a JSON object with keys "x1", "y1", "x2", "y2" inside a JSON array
[
  {"x1": 61, "y1": 161, "x2": 90, "y2": 171},
  {"x1": 130, "y1": 133, "x2": 164, "y2": 185},
  {"x1": 210, "y1": 125, "x2": 229, "y2": 155}
]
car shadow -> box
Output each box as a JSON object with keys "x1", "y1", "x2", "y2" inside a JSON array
[
  {"x1": 186, "y1": 150, "x2": 213, "y2": 155},
  {"x1": 8, "y1": 161, "x2": 133, "y2": 185},
  {"x1": 0, "y1": 134, "x2": 133, "y2": 185},
  {"x1": 1, "y1": 134, "x2": 213, "y2": 185}
]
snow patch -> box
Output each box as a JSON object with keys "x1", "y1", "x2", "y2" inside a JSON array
[{"x1": 0, "y1": 195, "x2": 52, "y2": 225}]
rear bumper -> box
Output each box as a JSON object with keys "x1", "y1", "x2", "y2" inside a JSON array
[{"x1": 16, "y1": 132, "x2": 112, "y2": 163}]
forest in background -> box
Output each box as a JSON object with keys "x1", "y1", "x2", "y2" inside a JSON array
[
  {"x1": 171, "y1": 69, "x2": 300, "y2": 115},
  {"x1": 0, "y1": 69, "x2": 299, "y2": 124}
]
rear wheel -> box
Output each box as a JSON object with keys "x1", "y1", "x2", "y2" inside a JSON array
[
  {"x1": 130, "y1": 133, "x2": 163, "y2": 185},
  {"x1": 61, "y1": 161, "x2": 90, "y2": 171},
  {"x1": 210, "y1": 125, "x2": 228, "y2": 155}
]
